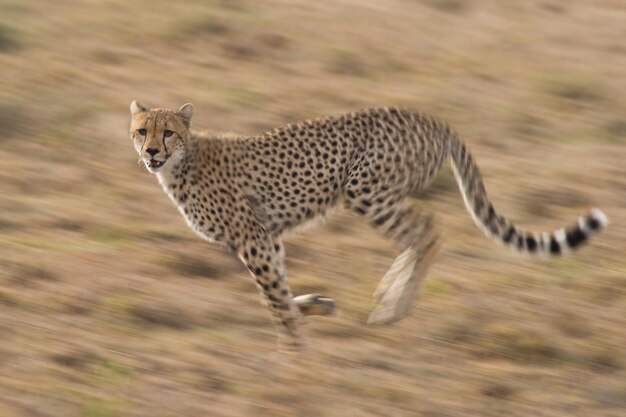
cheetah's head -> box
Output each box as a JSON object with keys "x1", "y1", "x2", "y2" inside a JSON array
[{"x1": 129, "y1": 100, "x2": 193, "y2": 174}]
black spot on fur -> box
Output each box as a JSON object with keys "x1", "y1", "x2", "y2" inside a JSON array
[
  {"x1": 503, "y1": 226, "x2": 516, "y2": 244},
  {"x1": 374, "y1": 211, "x2": 394, "y2": 226},
  {"x1": 486, "y1": 204, "x2": 495, "y2": 223},
  {"x1": 587, "y1": 216, "x2": 601, "y2": 231},
  {"x1": 566, "y1": 227, "x2": 587, "y2": 248},
  {"x1": 525, "y1": 236, "x2": 538, "y2": 252},
  {"x1": 549, "y1": 237, "x2": 561, "y2": 254},
  {"x1": 489, "y1": 221, "x2": 499, "y2": 235},
  {"x1": 474, "y1": 198, "x2": 484, "y2": 214}
]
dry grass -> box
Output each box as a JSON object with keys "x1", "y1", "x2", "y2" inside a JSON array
[{"x1": 0, "y1": 0, "x2": 625, "y2": 416}]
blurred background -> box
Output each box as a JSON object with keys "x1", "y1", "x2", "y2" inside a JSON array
[{"x1": 0, "y1": 0, "x2": 625, "y2": 416}]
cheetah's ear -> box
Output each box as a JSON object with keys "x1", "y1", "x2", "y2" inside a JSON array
[
  {"x1": 130, "y1": 100, "x2": 148, "y2": 116},
  {"x1": 176, "y1": 103, "x2": 194, "y2": 128}
]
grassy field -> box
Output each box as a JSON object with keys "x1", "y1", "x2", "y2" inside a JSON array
[{"x1": 0, "y1": 0, "x2": 625, "y2": 416}]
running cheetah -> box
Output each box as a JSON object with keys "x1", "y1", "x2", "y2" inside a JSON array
[{"x1": 129, "y1": 101, "x2": 608, "y2": 350}]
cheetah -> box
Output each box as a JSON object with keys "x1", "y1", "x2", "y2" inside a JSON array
[{"x1": 129, "y1": 101, "x2": 608, "y2": 350}]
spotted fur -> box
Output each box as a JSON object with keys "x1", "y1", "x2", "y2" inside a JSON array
[{"x1": 129, "y1": 101, "x2": 608, "y2": 349}]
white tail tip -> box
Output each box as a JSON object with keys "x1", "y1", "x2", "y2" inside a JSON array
[{"x1": 590, "y1": 208, "x2": 609, "y2": 228}]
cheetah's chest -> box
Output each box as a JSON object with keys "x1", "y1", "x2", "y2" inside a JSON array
[
  {"x1": 177, "y1": 199, "x2": 225, "y2": 244},
  {"x1": 158, "y1": 176, "x2": 225, "y2": 244}
]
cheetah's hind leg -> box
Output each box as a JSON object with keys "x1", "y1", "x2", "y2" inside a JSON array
[
  {"x1": 293, "y1": 294, "x2": 338, "y2": 317},
  {"x1": 365, "y1": 206, "x2": 440, "y2": 325},
  {"x1": 372, "y1": 246, "x2": 416, "y2": 305},
  {"x1": 367, "y1": 237, "x2": 440, "y2": 325}
]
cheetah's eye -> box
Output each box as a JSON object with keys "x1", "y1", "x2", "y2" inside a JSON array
[
  {"x1": 137, "y1": 128, "x2": 147, "y2": 136},
  {"x1": 164, "y1": 130, "x2": 174, "y2": 138}
]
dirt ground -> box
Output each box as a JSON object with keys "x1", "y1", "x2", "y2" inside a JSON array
[{"x1": 0, "y1": 0, "x2": 624, "y2": 416}]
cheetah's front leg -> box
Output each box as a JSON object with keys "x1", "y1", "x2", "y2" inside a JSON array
[
  {"x1": 238, "y1": 233, "x2": 335, "y2": 351},
  {"x1": 238, "y1": 234, "x2": 302, "y2": 350}
]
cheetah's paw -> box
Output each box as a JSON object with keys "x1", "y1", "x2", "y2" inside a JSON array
[{"x1": 293, "y1": 293, "x2": 338, "y2": 317}]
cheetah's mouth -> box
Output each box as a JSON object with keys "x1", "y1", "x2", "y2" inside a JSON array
[{"x1": 146, "y1": 159, "x2": 165, "y2": 171}]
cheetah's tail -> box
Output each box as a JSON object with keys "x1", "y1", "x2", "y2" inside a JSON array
[{"x1": 448, "y1": 134, "x2": 608, "y2": 254}]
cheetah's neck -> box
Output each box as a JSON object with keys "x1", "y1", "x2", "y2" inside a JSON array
[
  {"x1": 155, "y1": 138, "x2": 199, "y2": 204},
  {"x1": 155, "y1": 153, "x2": 184, "y2": 195}
]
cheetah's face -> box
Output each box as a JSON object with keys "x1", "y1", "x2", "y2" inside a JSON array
[{"x1": 129, "y1": 100, "x2": 193, "y2": 174}]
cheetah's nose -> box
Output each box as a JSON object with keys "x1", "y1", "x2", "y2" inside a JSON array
[{"x1": 146, "y1": 148, "x2": 159, "y2": 157}]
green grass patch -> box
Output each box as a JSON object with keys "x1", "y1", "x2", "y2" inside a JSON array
[
  {"x1": 605, "y1": 119, "x2": 626, "y2": 137},
  {"x1": 99, "y1": 359, "x2": 133, "y2": 381},
  {"x1": 422, "y1": 278, "x2": 453, "y2": 298},
  {"x1": 51, "y1": 349, "x2": 100, "y2": 370},
  {"x1": 176, "y1": 13, "x2": 232, "y2": 37},
  {"x1": 506, "y1": 108, "x2": 551, "y2": 140},
  {"x1": 476, "y1": 322, "x2": 566, "y2": 363},
  {"x1": 539, "y1": 73, "x2": 604, "y2": 104},
  {"x1": 100, "y1": 291, "x2": 143, "y2": 315},
  {"x1": 421, "y1": 0, "x2": 469, "y2": 13},
  {"x1": 325, "y1": 49, "x2": 369, "y2": 77},
  {"x1": 193, "y1": 368, "x2": 235, "y2": 392},
  {"x1": 585, "y1": 350, "x2": 623, "y2": 373},
  {"x1": 81, "y1": 398, "x2": 132, "y2": 417},
  {"x1": 0, "y1": 289, "x2": 20, "y2": 307},
  {"x1": 85, "y1": 226, "x2": 132, "y2": 248},
  {"x1": 599, "y1": 118, "x2": 626, "y2": 143},
  {"x1": 588, "y1": 385, "x2": 626, "y2": 408},
  {"x1": 82, "y1": 401, "x2": 117, "y2": 417},
  {"x1": 195, "y1": 327, "x2": 237, "y2": 343},
  {"x1": 223, "y1": 87, "x2": 269, "y2": 108},
  {"x1": 481, "y1": 382, "x2": 516, "y2": 399},
  {"x1": 2, "y1": 261, "x2": 57, "y2": 287},
  {"x1": 0, "y1": 23, "x2": 21, "y2": 53},
  {"x1": 0, "y1": 98, "x2": 29, "y2": 139},
  {"x1": 162, "y1": 253, "x2": 222, "y2": 278},
  {"x1": 128, "y1": 300, "x2": 193, "y2": 330},
  {"x1": 90, "y1": 48, "x2": 124, "y2": 65},
  {"x1": 85, "y1": 358, "x2": 135, "y2": 391},
  {"x1": 314, "y1": 320, "x2": 374, "y2": 339}
]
